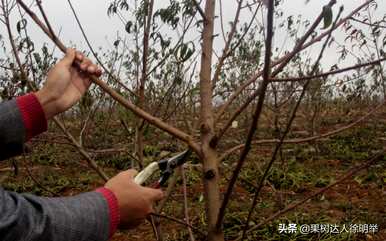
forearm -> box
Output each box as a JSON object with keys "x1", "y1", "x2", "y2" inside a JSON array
[
  {"x1": 0, "y1": 94, "x2": 47, "y2": 160},
  {"x1": 0, "y1": 187, "x2": 117, "y2": 241},
  {"x1": 0, "y1": 99, "x2": 24, "y2": 160},
  {"x1": 0, "y1": 94, "x2": 120, "y2": 239}
]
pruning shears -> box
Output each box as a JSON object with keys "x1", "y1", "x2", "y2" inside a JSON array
[{"x1": 134, "y1": 149, "x2": 191, "y2": 188}]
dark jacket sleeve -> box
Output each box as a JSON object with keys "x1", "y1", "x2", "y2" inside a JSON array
[
  {"x1": 0, "y1": 97, "x2": 113, "y2": 241},
  {"x1": 0, "y1": 189, "x2": 110, "y2": 241},
  {"x1": 0, "y1": 99, "x2": 25, "y2": 160}
]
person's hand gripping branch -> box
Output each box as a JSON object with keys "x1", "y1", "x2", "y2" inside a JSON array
[{"x1": 35, "y1": 48, "x2": 102, "y2": 119}]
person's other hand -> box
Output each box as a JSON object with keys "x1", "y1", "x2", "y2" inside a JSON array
[
  {"x1": 35, "y1": 48, "x2": 102, "y2": 119},
  {"x1": 105, "y1": 169, "x2": 164, "y2": 229}
]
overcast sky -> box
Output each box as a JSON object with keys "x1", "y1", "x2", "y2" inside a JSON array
[{"x1": 1, "y1": 0, "x2": 385, "y2": 71}]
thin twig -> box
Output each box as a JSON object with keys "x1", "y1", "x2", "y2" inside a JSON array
[
  {"x1": 212, "y1": 0, "x2": 243, "y2": 89},
  {"x1": 215, "y1": 0, "x2": 373, "y2": 122},
  {"x1": 215, "y1": 0, "x2": 338, "y2": 139},
  {"x1": 240, "y1": 7, "x2": 342, "y2": 239},
  {"x1": 136, "y1": 0, "x2": 155, "y2": 165},
  {"x1": 236, "y1": 151, "x2": 385, "y2": 240},
  {"x1": 191, "y1": 0, "x2": 206, "y2": 21},
  {"x1": 156, "y1": 172, "x2": 178, "y2": 213},
  {"x1": 181, "y1": 166, "x2": 195, "y2": 241},
  {"x1": 215, "y1": 0, "x2": 275, "y2": 231},
  {"x1": 22, "y1": 150, "x2": 58, "y2": 196},
  {"x1": 35, "y1": 0, "x2": 56, "y2": 43},
  {"x1": 150, "y1": 213, "x2": 206, "y2": 237},
  {"x1": 66, "y1": 0, "x2": 137, "y2": 97},
  {"x1": 350, "y1": 16, "x2": 386, "y2": 29},
  {"x1": 17, "y1": 0, "x2": 200, "y2": 154},
  {"x1": 271, "y1": 57, "x2": 386, "y2": 83},
  {"x1": 219, "y1": 101, "x2": 384, "y2": 161}
]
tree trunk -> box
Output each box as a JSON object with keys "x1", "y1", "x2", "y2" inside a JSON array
[
  {"x1": 199, "y1": 0, "x2": 224, "y2": 240},
  {"x1": 202, "y1": 147, "x2": 224, "y2": 241}
]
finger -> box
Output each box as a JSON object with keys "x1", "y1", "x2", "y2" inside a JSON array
[
  {"x1": 61, "y1": 48, "x2": 76, "y2": 67},
  {"x1": 82, "y1": 57, "x2": 92, "y2": 66},
  {"x1": 87, "y1": 65, "x2": 96, "y2": 74},
  {"x1": 84, "y1": 77, "x2": 92, "y2": 88},
  {"x1": 95, "y1": 67, "x2": 103, "y2": 77},
  {"x1": 80, "y1": 63, "x2": 88, "y2": 71},
  {"x1": 126, "y1": 169, "x2": 139, "y2": 179},
  {"x1": 75, "y1": 51, "x2": 84, "y2": 62},
  {"x1": 80, "y1": 74, "x2": 92, "y2": 88},
  {"x1": 147, "y1": 188, "x2": 164, "y2": 201},
  {"x1": 81, "y1": 58, "x2": 93, "y2": 71},
  {"x1": 76, "y1": 70, "x2": 88, "y2": 81}
]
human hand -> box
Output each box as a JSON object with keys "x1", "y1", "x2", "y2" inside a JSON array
[
  {"x1": 35, "y1": 48, "x2": 102, "y2": 119},
  {"x1": 104, "y1": 169, "x2": 164, "y2": 229}
]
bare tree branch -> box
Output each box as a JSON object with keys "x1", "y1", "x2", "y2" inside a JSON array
[
  {"x1": 237, "y1": 151, "x2": 385, "y2": 240},
  {"x1": 271, "y1": 57, "x2": 386, "y2": 83},
  {"x1": 215, "y1": 0, "x2": 373, "y2": 122},
  {"x1": 216, "y1": 0, "x2": 275, "y2": 231},
  {"x1": 181, "y1": 166, "x2": 195, "y2": 241},
  {"x1": 219, "y1": 102, "x2": 384, "y2": 161},
  {"x1": 240, "y1": 7, "x2": 342, "y2": 239},
  {"x1": 212, "y1": 0, "x2": 243, "y2": 89},
  {"x1": 191, "y1": 0, "x2": 206, "y2": 21},
  {"x1": 150, "y1": 213, "x2": 206, "y2": 237}
]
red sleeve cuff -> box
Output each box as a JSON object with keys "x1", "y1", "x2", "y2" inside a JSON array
[
  {"x1": 16, "y1": 93, "x2": 48, "y2": 140},
  {"x1": 96, "y1": 187, "x2": 120, "y2": 238}
]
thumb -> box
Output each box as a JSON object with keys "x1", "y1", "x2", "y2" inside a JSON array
[{"x1": 60, "y1": 48, "x2": 76, "y2": 67}]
